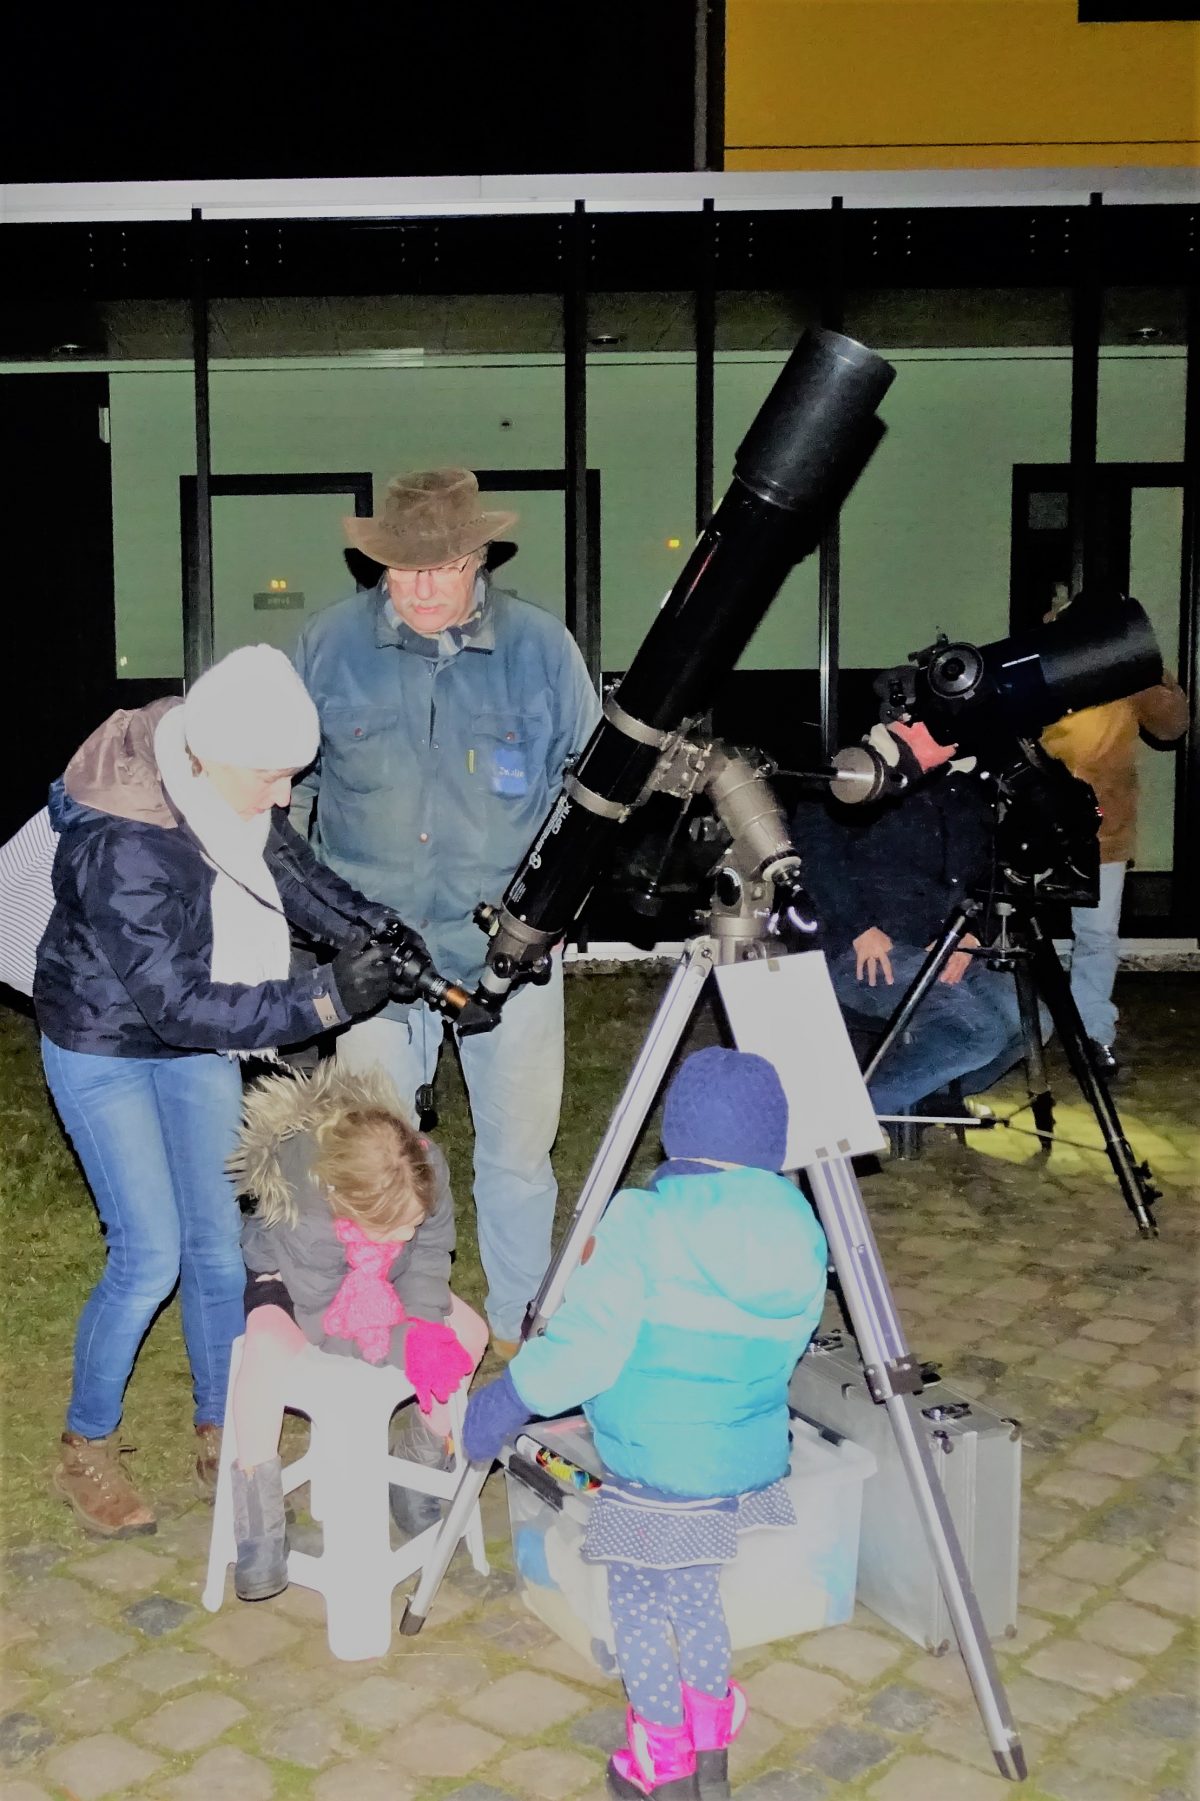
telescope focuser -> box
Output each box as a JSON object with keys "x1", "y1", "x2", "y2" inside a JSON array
[{"x1": 367, "y1": 918, "x2": 496, "y2": 1035}]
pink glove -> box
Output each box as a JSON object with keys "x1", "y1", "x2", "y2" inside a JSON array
[{"x1": 404, "y1": 1319, "x2": 475, "y2": 1413}]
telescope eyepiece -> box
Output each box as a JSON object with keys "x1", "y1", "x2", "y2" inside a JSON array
[{"x1": 927, "y1": 643, "x2": 986, "y2": 703}]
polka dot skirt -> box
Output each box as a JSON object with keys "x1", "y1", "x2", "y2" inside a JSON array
[{"x1": 582, "y1": 1478, "x2": 795, "y2": 1570}]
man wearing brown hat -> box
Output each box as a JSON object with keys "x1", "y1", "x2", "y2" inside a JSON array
[{"x1": 291, "y1": 470, "x2": 600, "y2": 1353}]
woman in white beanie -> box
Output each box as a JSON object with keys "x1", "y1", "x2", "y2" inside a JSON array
[{"x1": 35, "y1": 646, "x2": 428, "y2": 1538}]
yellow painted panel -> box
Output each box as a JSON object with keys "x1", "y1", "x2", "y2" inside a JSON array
[
  {"x1": 726, "y1": 0, "x2": 1200, "y2": 169},
  {"x1": 726, "y1": 142, "x2": 1198, "y2": 170}
]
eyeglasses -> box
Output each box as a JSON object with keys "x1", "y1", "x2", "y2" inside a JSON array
[{"x1": 390, "y1": 555, "x2": 476, "y2": 581}]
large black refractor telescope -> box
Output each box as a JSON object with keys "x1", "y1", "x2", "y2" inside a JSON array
[{"x1": 465, "y1": 328, "x2": 896, "y2": 1021}]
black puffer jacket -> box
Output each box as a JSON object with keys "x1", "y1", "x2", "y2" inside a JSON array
[{"x1": 35, "y1": 714, "x2": 387, "y2": 1059}]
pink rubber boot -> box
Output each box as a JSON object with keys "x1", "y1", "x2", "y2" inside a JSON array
[
  {"x1": 681, "y1": 1682, "x2": 747, "y2": 1801},
  {"x1": 607, "y1": 1709, "x2": 700, "y2": 1801}
]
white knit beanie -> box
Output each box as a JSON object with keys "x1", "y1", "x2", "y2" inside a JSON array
[{"x1": 184, "y1": 646, "x2": 320, "y2": 770}]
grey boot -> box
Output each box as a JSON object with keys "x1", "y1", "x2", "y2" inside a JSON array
[
  {"x1": 389, "y1": 1408, "x2": 452, "y2": 1536},
  {"x1": 232, "y1": 1458, "x2": 288, "y2": 1601}
]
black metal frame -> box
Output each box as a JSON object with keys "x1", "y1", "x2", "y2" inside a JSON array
[
  {"x1": 1069, "y1": 193, "x2": 1103, "y2": 596},
  {"x1": 188, "y1": 210, "x2": 214, "y2": 687},
  {"x1": 474, "y1": 468, "x2": 602, "y2": 672},
  {"x1": 564, "y1": 201, "x2": 596, "y2": 689},
  {"x1": 818, "y1": 195, "x2": 846, "y2": 761},
  {"x1": 180, "y1": 472, "x2": 373, "y2": 682},
  {"x1": 107, "y1": 198, "x2": 1192, "y2": 941},
  {"x1": 694, "y1": 197, "x2": 715, "y2": 533},
  {"x1": 1181, "y1": 281, "x2": 1200, "y2": 942},
  {"x1": 1011, "y1": 460, "x2": 1190, "y2": 623},
  {"x1": 1010, "y1": 457, "x2": 1192, "y2": 934},
  {"x1": 13, "y1": 203, "x2": 1194, "y2": 301}
]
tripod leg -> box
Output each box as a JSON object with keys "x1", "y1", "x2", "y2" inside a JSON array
[
  {"x1": 398, "y1": 938, "x2": 717, "y2": 1636},
  {"x1": 1025, "y1": 918, "x2": 1160, "y2": 1236},
  {"x1": 526, "y1": 938, "x2": 717, "y2": 1332},
  {"x1": 1012, "y1": 956, "x2": 1055, "y2": 1149},
  {"x1": 804, "y1": 1151, "x2": 1026, "y2": 1781},
  {"x1": 863, "y1": 903, "x2": 976, "y2": 1085}
]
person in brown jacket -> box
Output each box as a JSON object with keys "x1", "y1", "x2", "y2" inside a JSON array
[{"x1": 1041, "y1": 594, "x2": 1189, "y2": 1073}]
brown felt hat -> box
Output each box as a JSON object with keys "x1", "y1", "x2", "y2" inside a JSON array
[{"x1": 344, "y1": 468, "x2": 518, "y2": 570}]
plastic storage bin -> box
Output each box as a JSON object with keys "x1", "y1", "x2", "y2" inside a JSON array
[{"x1": 505, "y1": 1415, "x2": 876, "y2": 1673}]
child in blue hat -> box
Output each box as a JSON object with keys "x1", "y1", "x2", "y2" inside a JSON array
[{"x1": 465, "y1": 1046, "x2": 828, "y2": 1801}]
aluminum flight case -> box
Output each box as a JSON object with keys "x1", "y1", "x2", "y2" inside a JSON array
[{"x1": 788, "y1": 1330, "x2": 1021, "y2": 1652}]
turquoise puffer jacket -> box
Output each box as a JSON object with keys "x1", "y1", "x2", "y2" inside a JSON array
[{"x1": 511, "y1": 1167, "x2": 828, "y2": 1499}]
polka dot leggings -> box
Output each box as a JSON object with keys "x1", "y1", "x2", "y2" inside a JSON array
[{"x1": 605, "y1": 1562, "x2": 732, "y2": 1727}]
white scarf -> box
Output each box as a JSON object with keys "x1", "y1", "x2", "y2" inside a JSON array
[{"x1": 154, "y1": 708, "x2": 292, "y2": 990}]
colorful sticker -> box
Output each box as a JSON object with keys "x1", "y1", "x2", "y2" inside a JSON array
[{"x1": 490, "y1": 743, "x2": 528, "y2": 796}]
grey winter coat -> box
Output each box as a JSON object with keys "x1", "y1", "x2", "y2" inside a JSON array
[{"x1": 233, "y1": 1066, "x2": 455, "y2": 1362}]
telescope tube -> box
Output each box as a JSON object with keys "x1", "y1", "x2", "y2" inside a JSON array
[
  {"x1": 918, "y1": 595, "x2": 1161, "y2": 739},
  {"x1": 474, "y1": 328, "x2": 895, "y2": 1004}
]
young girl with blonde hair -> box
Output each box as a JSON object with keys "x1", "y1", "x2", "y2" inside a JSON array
[{"x1": 228, "y1": 1062, "x2": 488, "y2": 1600}]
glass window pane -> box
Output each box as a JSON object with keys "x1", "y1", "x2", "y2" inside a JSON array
[
  {"x1": 588, "y1": 293, "x2": 695, "y2": 672},
  {"x1": 846, "y1": 287, "x2": 1071, "y2": 351},
  {"x1": 199, "y1": 277, "x2": 565, "y2": 668},
  {"x1": 1098, "y1": 288, "x2": 1186, "y2": 463},
  {"x1": 1029, "y1": 490, "x2": 1068, "y2": 531}
]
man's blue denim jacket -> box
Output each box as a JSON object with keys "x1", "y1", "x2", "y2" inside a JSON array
[{"x1": 291, "y1": 579, "x2": 600, "y2": 990}]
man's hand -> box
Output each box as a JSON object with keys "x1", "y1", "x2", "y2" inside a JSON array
[
  {"x1": 853, "y1": 927, "x2": 894, "y2": 987},
  {"x1": 890, "y1": 719, "x2": 958, "y2": 773},
  {"x1": 936, "y1": 931, "x2": 980, "y2": 986}
]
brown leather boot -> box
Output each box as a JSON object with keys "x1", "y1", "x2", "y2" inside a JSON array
[
  {"x1": 53, "y1": 1432, "x2": 157, "y2": 1537},
  {"x1": 193, "y1": 1424, "x2": 222, "y2": 1500}
]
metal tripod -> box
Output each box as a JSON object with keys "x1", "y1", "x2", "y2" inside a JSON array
[
  {"x1": 398, "y1": 932, "x2": 1026, "y2": 1781},
  {"x1": 862, "y1": 894, "x2": 1161, "y2": 1236}
]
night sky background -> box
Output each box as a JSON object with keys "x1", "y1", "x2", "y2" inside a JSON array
[{"x1": 4, "y1": 3, "x2": 702, "y2": 182}]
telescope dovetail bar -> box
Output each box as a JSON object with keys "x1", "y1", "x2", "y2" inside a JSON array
[{"x1": 465, "y1": 328, "x2": 895, "y2": 1020}]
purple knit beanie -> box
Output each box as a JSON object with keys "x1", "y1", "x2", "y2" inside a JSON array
[{"x1": 661, "y1": 1046, "x2": 789, "y2": 1172}]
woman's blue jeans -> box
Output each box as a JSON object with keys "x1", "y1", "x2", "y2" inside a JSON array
[{"x1": 42, "y1": 1038, "x2": 245, "y2": 1439}]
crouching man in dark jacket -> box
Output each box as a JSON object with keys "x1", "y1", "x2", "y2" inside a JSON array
[{"x1": 795, "y1": 757, "x2": 1043, "y2": 1116}]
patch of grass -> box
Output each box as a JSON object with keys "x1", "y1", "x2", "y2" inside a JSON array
[{"x1": 0, "y1": 969, "x2": 681, "y2": 1549}]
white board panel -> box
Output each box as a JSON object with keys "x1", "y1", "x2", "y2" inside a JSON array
[{"x1": 715, "y1": 953, "x2": 884, "y2": 1169}]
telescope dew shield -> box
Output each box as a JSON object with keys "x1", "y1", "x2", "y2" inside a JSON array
[{"x1": 474, "y1": 329, "x2": 895, "y2": 1001}]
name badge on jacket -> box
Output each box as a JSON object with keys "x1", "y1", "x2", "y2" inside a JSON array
[{"x1": 489, "y1": 745, "x2": 528, "y2": 796}]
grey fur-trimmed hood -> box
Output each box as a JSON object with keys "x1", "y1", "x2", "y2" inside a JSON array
[{"x1": 229, "y1": 1062, "x2": 414, "y2": 1229}]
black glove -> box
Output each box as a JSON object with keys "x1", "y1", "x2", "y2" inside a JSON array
[
  {"x1": 359, "y1": 910, "x2": 433, "y2": 1005},
  {"x1": 355, "y1": 902, "x2": 407, "y2": 939},
  {"x1": 386, "y1": 927, "x2": 433, "y2": 1005},
  {"x1": 330, "y1": 941, "x2": 393, "y2": 1018}
]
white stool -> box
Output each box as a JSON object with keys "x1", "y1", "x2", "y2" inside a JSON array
[{"x1": 203, "y1": 1336, "x2": 488, "y2": 1660}]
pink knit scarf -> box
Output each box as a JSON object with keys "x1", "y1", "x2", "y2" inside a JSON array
[{"x1": 321, "y1": 1220, "x2": 406, "y2": 1364}]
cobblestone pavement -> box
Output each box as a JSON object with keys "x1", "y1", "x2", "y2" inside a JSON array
[{"x1": 2, "y1": 979, "x2": 1197, "y2": 1800}]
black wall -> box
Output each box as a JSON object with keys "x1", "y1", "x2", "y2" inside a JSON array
[
  {"x1": 1, "y1": 375, "x2": 117, "y2": 841},
  {"x1": 2, "y1": 4, "x2": 700, "y2": 183}
]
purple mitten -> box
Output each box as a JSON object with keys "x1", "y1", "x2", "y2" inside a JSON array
[
  {"x1": 463, "y1": 1369, "x2": 535, "y2": 1464},
  {"x1": 404, "y1": 1319, "x2": 475, "y2": 1413}
]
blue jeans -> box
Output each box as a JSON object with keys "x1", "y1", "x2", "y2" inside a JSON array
[
  {"x1": 831, "y1": 944, "x2": 1031, "y2": 1115},
  {"x1": 337, "y1": 956, "x2": 565, "y2": 1341},
  {"x1": 1068, "y1": 860, "x2": 1126, "y2": 1049},
  {"x1": 42, "y1": 1039, "x2": 245, "y2": 1439}
]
